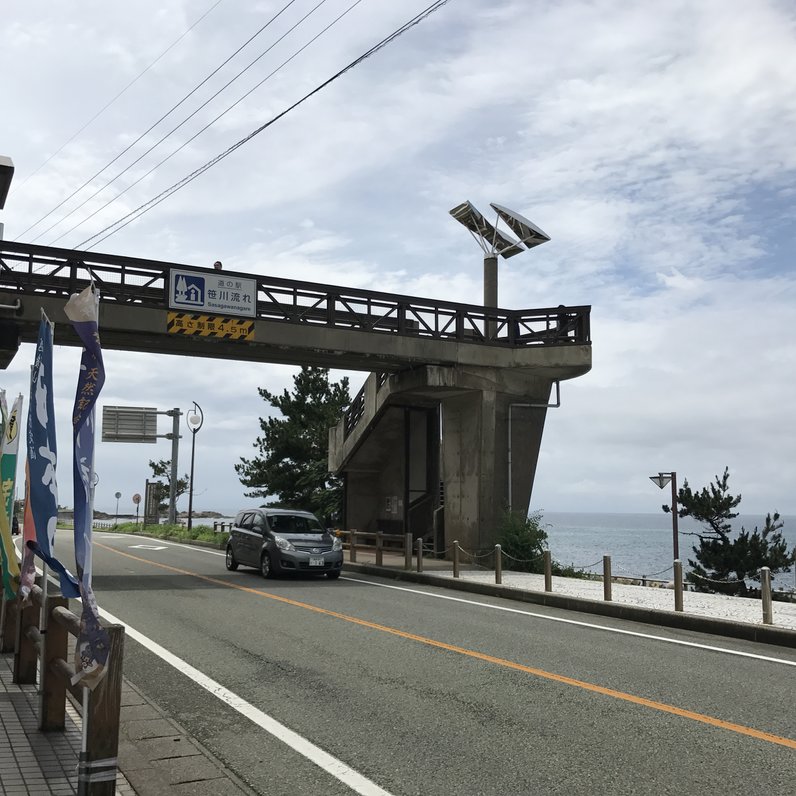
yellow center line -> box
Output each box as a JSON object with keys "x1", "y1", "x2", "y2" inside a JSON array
[{"x1": 97, "y1": 542, "x2": 796, "y2": 751}]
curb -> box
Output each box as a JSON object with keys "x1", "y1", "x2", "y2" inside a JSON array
[
  {"x1": 343, "y1": 562, "x2": 796, "y2": 649},
  {"x1": 118, "y1": 677, "x2": 257, "y2": 795}
]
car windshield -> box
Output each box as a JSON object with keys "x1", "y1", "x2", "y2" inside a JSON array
[{"x1": 267, "y1": 514, "x2": 325, "y2": 534}]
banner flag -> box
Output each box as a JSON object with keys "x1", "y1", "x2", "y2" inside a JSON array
[
  {"x1": 0, "y1": 394, "x2": 23, "y2": 599},
  {"x1": 18, "y1": 460, "x2": 37, "y2": 600},
  {"x1": 26, "y1": 315, "x2": 80, "y2": 598},
  {"x1": 65, "y1": 285, "x2": 110, "y2": 689}
]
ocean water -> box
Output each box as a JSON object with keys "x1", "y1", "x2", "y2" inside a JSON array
[{"x1": 542, "y1": 511, "x2": 796, "y2": 591}]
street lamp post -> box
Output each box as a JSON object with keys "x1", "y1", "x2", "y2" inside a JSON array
[
  {"x1": 649, "y1": 471, "x2": 679, "y2": 562},
  {"x1": 449, "y1": 201, "x2": 550, "y2": 338},
  {"x1": 186, "y1": 402, "x2": 204, "y2": 533}
]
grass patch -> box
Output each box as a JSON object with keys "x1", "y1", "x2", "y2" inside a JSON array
[{"x1": 99, "y1": 521, "x2": 229, "y2": 549}]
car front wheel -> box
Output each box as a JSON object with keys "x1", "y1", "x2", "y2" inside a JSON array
[
  {"x1": 260, "y1": 552, "x2": 275, "y2": 579},
  {"x1": 225, "y1": 545, "x2": 238, "y2": 571},
  {"x1": 326, "y1": 570, "x2": 341, "y2": 579}
]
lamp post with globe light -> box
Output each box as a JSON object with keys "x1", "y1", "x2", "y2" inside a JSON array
[{"x1": 186, "y1": 403, "x2": 204, "y2": 532}]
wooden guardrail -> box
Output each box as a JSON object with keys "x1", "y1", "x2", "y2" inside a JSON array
[
  {"x1": 4, "y1": 581, "x2": 125, "y2": 795},
  {"x1": 335, "y1": 529, "x2": 413, "y2": 569}
]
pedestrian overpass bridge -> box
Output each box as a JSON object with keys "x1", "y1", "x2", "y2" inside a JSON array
[{"x1": 0, "y1": 240, "x2": 592, "y2": 552}]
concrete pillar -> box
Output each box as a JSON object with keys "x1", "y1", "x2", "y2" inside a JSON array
[{"x1": 440, "y1": 384, "x2": 550, "y2": 553}]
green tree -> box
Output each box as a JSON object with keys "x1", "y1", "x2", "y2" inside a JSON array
[
  {"x1": 148, "y1": 459, "x2": 189, "y2": 514},
  {"x1": 235, "y1": 367, "x2": 350, "y2": 521},
  {"x1": 663, "y1": 468, "x2": 795, "y2": 596}
]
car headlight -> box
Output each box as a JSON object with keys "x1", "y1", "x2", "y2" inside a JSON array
[
  {"x1": 332, "y1": 536, "x2": 343, "y2": 552},
  {"x1": 273, "y1": 535, "x2": 295, "y2": 552}
]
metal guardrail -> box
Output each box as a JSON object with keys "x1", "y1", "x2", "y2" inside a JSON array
[{"x1": 0, "y1": 240, "x2": 591, "y2": 347}]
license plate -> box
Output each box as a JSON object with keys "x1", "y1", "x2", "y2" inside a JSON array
[{"x1": 309, "y1": 556, "x2": 324, "y2": 567}]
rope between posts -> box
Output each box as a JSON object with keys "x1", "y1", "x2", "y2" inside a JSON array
[
  {"x1": 500, "y1": 550, "x2": 546, "y2": 564},
  {"x1": 456, "y1": 546, "x2": 492, "y2": 571},
  {"x1": 688, "y1": 571, "x2": 748, "y2": 585},
  {"x1": 570, "y1": 559, "x2": 603, "y2": 570},
  {"x1": 612, "y1": 563, "x2": 674, "y2": 578}
]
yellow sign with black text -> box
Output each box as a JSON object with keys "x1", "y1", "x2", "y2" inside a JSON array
[{"x1": 167, "y1": 312, "x2": 254, "y2": 340}]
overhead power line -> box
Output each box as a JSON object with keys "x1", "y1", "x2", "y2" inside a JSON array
[
  {"x1": 78, "y1": 0, "x2": 453, "y2": 251},
  {"x1": 16, "y1": 0, "x2": 227, "y2": 192},
  {"x1": 53, "y1": 0, "x2": 364, "y2": 248},
  {"x1": 17, "y1": 0, "x2": 300, "y2": 241},
  {"x1": 47, "y1": 0, "x2": 337, "y2": 247}
]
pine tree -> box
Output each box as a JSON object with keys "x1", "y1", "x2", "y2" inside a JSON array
[
  {"x1": 235, "y1": 367, "x2": 350, "y2": 522},
  {"x1": 148, "y1": 459, "x2": 189, "y2": 515},
  {"x1": 664, "y1": 468, "x2": 796, "y2": 596}
]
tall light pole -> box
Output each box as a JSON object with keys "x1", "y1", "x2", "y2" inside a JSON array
[
  {"x1": 186, "y1": 402, "x2": 204, "y2": 532},
  {"x1": 650, "y1": 471, "x2": 679, "y2": 561},
  {"x1": 449, "y1": 201, "x2": 550, "y2": 338}
]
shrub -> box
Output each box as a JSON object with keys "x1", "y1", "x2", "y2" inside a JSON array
[
  {"x1": 497, "y1": 511, "x2": 549, "y2": 573},
  {"x1": 497, "y1": 511, "x2": 589, "y2": 578},
  {"x1": 102, "y1": 521, "x2": 228, "y2": 549}
]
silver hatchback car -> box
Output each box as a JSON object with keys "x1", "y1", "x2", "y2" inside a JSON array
[{"x1": 226, "y1": 508, "x2": 344, "y2": 579}]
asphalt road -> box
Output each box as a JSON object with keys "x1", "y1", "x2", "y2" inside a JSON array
[{"x1": 57, "y1": 531, "x2": 796, "y2": 795}]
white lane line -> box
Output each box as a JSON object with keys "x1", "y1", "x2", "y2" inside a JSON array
[
  {"x1": 97, "y1": 605, "x2": 395, "y2": 796},
  {"x1": 90, "y1": 535, "x2": 796, "y2": 667},
  {"x1": 19, "y1": 545, "x2": 393, "y2": 796},
  {"x1": 338, "y1": 576, "x2": 796, "y2": 668}
]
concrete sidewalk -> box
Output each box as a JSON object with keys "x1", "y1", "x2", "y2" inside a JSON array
[{"x1": 1, "y1": 652, "x2": 255, "y2": 796}]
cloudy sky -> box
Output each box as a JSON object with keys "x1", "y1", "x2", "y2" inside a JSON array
[{"x1": 1, "y1": 0, "x2": 795, "y2": 520}]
